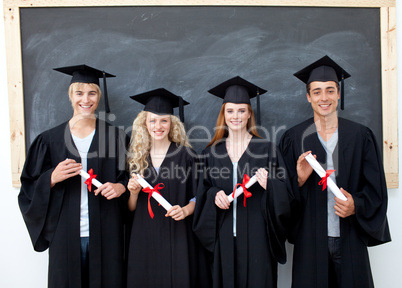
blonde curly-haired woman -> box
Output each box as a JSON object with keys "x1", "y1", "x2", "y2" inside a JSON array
[{"x1": 126, "y1": 88, "x2": 211, "y2": 288}]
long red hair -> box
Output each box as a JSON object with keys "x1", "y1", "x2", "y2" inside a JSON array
[{"x1": 207, "y1": 103, "x2": 260, "y2": 147}]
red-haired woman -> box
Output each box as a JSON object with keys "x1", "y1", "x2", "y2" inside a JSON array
[{"x1": 193, "y1": 76, "x2": 291, "y2": 288}]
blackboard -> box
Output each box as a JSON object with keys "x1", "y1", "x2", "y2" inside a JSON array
[
  {"x1": 20, "y1": 6, "x2": 382, "y2": 154},
  {"x1": 4, "y1": 1, "x2": 396, "y2": 188}
]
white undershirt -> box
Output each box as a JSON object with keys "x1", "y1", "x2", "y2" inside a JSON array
[
  {"x1": 72, "y1": 130, "x2": 95, "y2": 237},
  {"x1": 317, "y1": 130, "x2": 340, "y2": 237},
  {"x1": 232, "y1": 162, "x2": 238, "y2": 237}
]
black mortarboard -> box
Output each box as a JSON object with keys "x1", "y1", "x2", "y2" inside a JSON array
[
  {"x1": 53, "y1": 64, "x2": 115, "y2": 113},
  {"x1": 129, "y1": 88, "x2": 189, "y2": 122},
  {"x1": 293, "y1": 55, "x2": 351, "y2": 110},
  {"x1": 208, "y1": 76, "x2": 267, "y2": 125}
]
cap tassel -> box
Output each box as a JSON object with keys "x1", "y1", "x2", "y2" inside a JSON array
[
  {"x1": 340, "y1": 74, "x2": 344, "y2": 110},
  {"x1": 103, "y1": 71, "x2": 111, "y2": 113},
  {"x1": 178, "y1": 96, "x2": 184, "y2": 122},
  {"x1": 256, "y1": 90, "x2": 261, "y2": 126}
]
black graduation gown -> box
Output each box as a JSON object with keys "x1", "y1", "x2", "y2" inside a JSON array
[
  {"x1": 193, "y1": 137, "x2": 291, "y2": 288},
  {"x1": 279, "y1": 117, "x2": 391, "y2": 288},
  {"x1": 127, "y1": 143, "x2": 211, "y2": 288},
  {"x1": 18, "y1": 120, "x2": 130, "y2": 288}
]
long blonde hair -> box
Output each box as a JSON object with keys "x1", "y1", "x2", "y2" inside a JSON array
[
  {"x1": 127, "y1": 111, "x2": 192, "y2": 175},
  {"x1": 207, "y1": 103, "x2": 260, "y2": 147}
]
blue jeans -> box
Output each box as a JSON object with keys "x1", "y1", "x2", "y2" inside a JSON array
[
  {"x1": 328, "y1": 237, "x2": 341, "y2": 288},
  {"x1": 81, "y1": 237, "x2": 89, "y2": 288}
]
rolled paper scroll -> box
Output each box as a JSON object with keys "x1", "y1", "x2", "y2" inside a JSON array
[
  {"x1": 227, "y1": 174, "x2": 258, "y2": 203},
  {"x1": 80, "y1": 169, "x2": 102, "y2": 191},
  {"x1": 135, "y1": 174, "x2": 173, "y2": 211},
  {"x1": 304, "y1": 153, "x2": 347, "y2": 201}
]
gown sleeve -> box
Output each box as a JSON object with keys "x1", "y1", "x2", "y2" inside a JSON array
[
  {"x1": 278, "y1": 129, "x2": 300, "y2": 205},
  {"x1": 278, "y1": 130, "x2": 302, "y2": 243},
  {"x1": 114, "y1": 128, "x2": 131, "y2": 222},
  {"x1": 262, "y1": 144, "x2": 291, "y2": 264},
  {"x1": 18, "y1": 134, "x2": 64, "y2": 252},
  {"x1": 116, "y1": 129, "x2": 130, "y2": 187},
  {"x1": 186, "y1": 149, "x2": 198, "y2": 200},
  {"x1": 352, "y1": 128, "x2": 391, "y2": 246},
  {"x1": 192, "y1": 150, "x2": 221, "y2": 253}
]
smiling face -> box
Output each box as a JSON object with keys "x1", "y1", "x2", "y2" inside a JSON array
[
  {"x1": 69, "y1": 83, "x2": 100, "y2": 117},
  {"x1": 146, "y1": 111, "x2": 171, "y2": 142},
  {"x1": 224, "y1": 102, "x2": 251, "y2": 133},
  {"x1": 307, "y1": 81, "x2": 340, "y2": 119}
]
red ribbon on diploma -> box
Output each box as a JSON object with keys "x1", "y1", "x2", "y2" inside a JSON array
[
  {"x1": 84, "y1": 169, "x2": 97, "y2": 192},
  {"x1": 142, "y1": 183, "x2": 165, "y2": 219},
  {"x1": 318, "y1": 170, "x2": 336, "y2": 191},
  {"x1": 232, "y1": 174, "x2": 253, "y2": 207}
]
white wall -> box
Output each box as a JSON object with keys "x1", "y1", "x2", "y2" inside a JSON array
[
  {"x1": 0, "y1": 2, "x2": 401, "y2": 287},
  {"x1": 0, "y1": 2, "x2": 49, "y2": 287}
]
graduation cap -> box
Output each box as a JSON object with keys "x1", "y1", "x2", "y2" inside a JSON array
[
  {"x1": 208, "y1": 76, "x2": 267, "y2": 125},
  {"x1": 293, "y1": 55, "x2": 351, "y2": 110},
  {"x1": 129, "y1": 88, "x2": 189, "y2": 122},
  {"x1": 53, "y1": 64, "x2": 115, "y2": 113}
]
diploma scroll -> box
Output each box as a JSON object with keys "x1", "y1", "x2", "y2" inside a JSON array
[
  {"x1": 305, "y1": 153, "x2": 347, "y2": 201},
  {"x1": 135, "y1": 174, "x2": 173, "y2": 211},
  {"x1": 80, "y1": 170, "x2": 102, "y2": 188},
  {"x1": 227, "y1": 175, "x2": 258, "y2": 203}
]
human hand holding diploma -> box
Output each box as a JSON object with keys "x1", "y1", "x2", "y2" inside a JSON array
[
  {"x1": 304, "y1": 153, "x2": 347, "y2": 201},
  {"x1": 79, "y1": 168, "x2": 125, "y2": 199},
  {"x1": 135, "y1": 174, "x2": 173, "y2": 218},
  {"x1": 228, "y1": 174, "x2": 258, "y2": 207}
]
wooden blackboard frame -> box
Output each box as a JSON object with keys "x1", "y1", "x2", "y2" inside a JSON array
[{"x1": 3, "y1": 0, "x2": 397, "y2": 188}]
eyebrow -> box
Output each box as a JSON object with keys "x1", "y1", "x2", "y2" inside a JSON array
[
  {"x1": 225, "y1": 107, "x2": 246, "y2": 110},
  {"x1": 74, "y1": 90, "x2": 97, "y2": 93},
  {"x1": 150, "y1": 117, "x2": 170, "y2": 120},
  {"x1": 311, "y1": 86, "x2": 336, "y2": 91}
]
